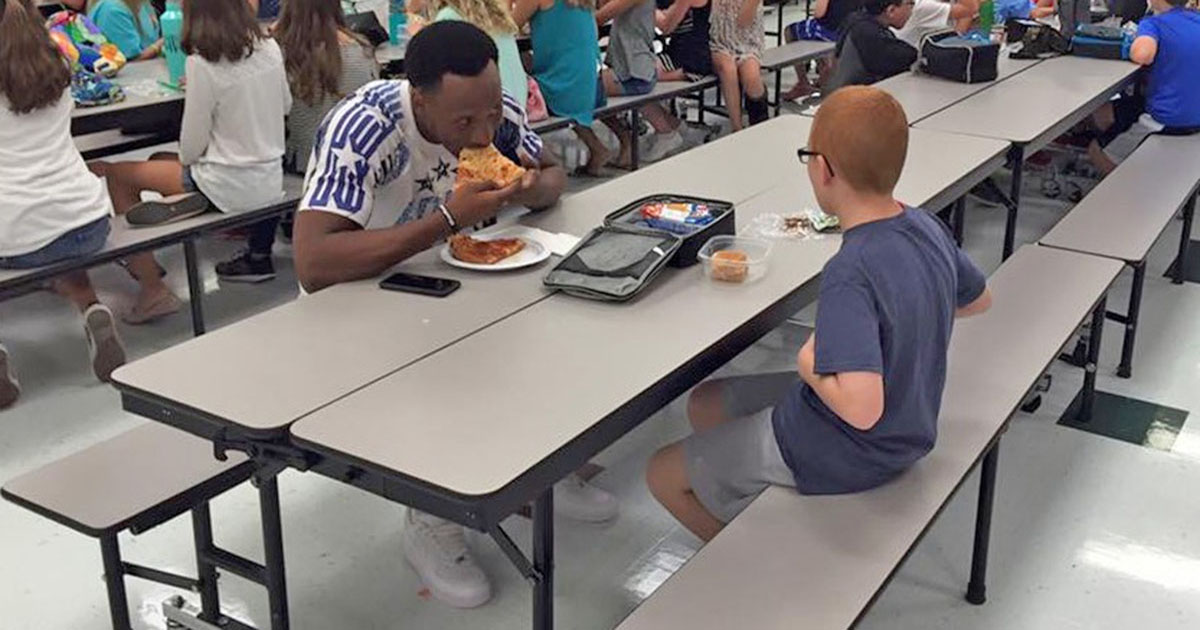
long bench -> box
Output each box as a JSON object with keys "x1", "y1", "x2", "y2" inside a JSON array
[
  {"x1": 615, "y1": 244, "x2": 1124, "y2": 630},
  {"x1": 1040, "y1": 133, "x2": 1200, "y2": 378},
  {"x1": 1, "y1": 422, "x2": 288, "y2": 630},
  {"x1": 0, "y1": 175, "x2": 304, "y2": 337}
]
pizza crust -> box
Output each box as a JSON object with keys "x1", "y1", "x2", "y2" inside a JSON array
[{"x1": 457, "y1": 145, "x2": 527, "y2": 188}]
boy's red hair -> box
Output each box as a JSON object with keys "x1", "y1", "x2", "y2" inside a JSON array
[{"x1": 810, "y1": 86, "x2": 909, "y2": 196}]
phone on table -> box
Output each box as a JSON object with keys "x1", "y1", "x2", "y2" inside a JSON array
[{"x1": 379, "y1": 272, "x2": 461, "y2": 297}]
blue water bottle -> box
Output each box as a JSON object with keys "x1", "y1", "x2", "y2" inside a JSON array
[
  {"x1": 389, "y1": 0, "x2": 408, "y2": 46},
  {"x1": 161, "y1": 0, "x2": 186, "y2": 86}
]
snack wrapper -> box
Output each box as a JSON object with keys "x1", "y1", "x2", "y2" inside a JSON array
[{"x1": 640, "y1": 202, "x2": 715, "y2": 234}]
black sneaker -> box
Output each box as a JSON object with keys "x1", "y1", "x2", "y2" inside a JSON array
[
  {"x1": 126, "y1": 193, "x2": 210, "y2": 226},
  {"x1": 215, "y1": 251, "x2": 276, "y2": 283}
]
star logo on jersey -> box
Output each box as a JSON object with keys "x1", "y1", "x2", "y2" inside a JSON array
[
  {"x1": 433, "y1": 158, "x2": 451, "y2": 180},
  {"x1": 416, "y1": 175, "x2": 435, "y2": 193}
]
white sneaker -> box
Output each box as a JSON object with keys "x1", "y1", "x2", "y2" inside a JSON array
[
  {"x1": 554, "y1": 473, "x2": 619, "y2": 523},
  {"x1": 0, "y1": 343, "x2": 20, "y2": 409},
  {"x1": 83, "y1": 304, "x2": 126, "y2": 383},
  {"x1": 641, "y1": 129, "x2": 685, "y2": 163},
  {"x1": 401, "y1": 510, "x2": 491, "y2": 608}
]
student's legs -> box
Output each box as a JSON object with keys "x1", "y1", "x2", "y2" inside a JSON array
[
  {"x1": 713, "y1": 52, "x2": 744, "y2": 131},
  {"x1": 52, "y1": 271, "x2": 126, "y2": 381},
  {"x1": 101, "y1": 159, "x2": 183, "y2": 318},
  {"x1": 573, "y1": 125, "x2": 612, "y2": 176},
  {"x1": 647, "y1": 443, "x2": 725, "y2": 541},
  {"x1": 600, "y1": 69, "x2": 635, "y2": 167},
  {"x1": 51, "y1": 271, "x2": 100, "y2": 311},
  {"x1": 782, "y1": 23, "x2": 818, "y2": 99},
  {"x1": 739, "y1": 58, "x2": 769, "y2": 126},
  {"x1": 641, "y1": 102, "x2": 680, "y2": 134}
]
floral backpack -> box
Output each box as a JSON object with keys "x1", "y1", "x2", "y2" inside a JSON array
[{"x1": 46, "y1": 10, "x2": 127, "y2": 78}]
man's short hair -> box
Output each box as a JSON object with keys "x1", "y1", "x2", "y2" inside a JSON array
[
  {"x1": 405, "y1": 21, "x2": 499, "y2": 91},
  {"x1": 810, "y1": 86, "x2": 909, "y2": 196},
  {"x1": 864, "y1": 0, "x2": 905, "y2": 15}
]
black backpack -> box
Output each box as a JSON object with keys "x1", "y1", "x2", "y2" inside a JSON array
[
  {"x1": 1007, "y1": 19, "x2": 1073, "y2": 59},
  {"x1": 919, "y1": 30, "x2": 1000, "y2": 83}
]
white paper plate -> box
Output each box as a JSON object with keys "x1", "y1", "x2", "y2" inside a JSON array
[{"x1": 440, "y1": 228, "x2": 551, "y2": 271}]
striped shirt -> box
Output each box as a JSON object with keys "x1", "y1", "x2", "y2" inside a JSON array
[{"x1": 300, "y1": 80, "x2": 542, "y2": 230}]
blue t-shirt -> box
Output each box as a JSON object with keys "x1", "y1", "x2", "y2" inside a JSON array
[
  {"x1": 88, "y1": 0, "x2": 161, "y2": 59},
  {"x1": 1138, "y1": 8, "x2": 1200, "y2": 128},
  {"x1": 772, "y1": 207, "x2": 987, "y2": 495}
]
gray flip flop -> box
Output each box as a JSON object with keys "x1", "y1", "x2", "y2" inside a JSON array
[{"x1": 126, "y1": 193, "x2": 210, "y2": 227}]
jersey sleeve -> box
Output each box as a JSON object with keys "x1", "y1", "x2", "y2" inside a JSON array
[
  {"x1": 300, "y1": 97, "x2": 401, "y2": 228},
  {"x1": 495, "y1": 91, "x2": 544, "y2": 165},
  {"x1": 1136, "y1": 15, "x2": 1160, "y2": 41}
]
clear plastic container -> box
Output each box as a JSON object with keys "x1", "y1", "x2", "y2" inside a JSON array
[{"x1": 697, "y1": 236, "x2": 771, "y2": 284}]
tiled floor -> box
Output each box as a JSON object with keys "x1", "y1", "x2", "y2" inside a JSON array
[{"x1": 4, "y1": 25, "x2": 1200, "y2": 630}]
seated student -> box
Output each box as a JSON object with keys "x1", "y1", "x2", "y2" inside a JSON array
[
  {"x1": 514, "y1": 0, "x2": 610, "y2": 175},
  {"x1": 893, "y1": 0, "x2": 979, "y2": 47},
  {"x1": 657, "y1": 0, "x2": 713, "y2": 82},
  {"x1": 0, "y1": 0, "x2": 127, "y2": 407},
  {"x1": 215, "y1": 0, "x2": 378, "y2": 283},
  {"x1": 828, "y1": 0, "x2": 918, "y2": 90},
  {"x1": 97, "y1": 0, "x2": 291, "y2": 321},
  {"x1": 646, "y1": 86, "x2": 991, "y2": 541},
  {"x1": 710, "y1": 0, "x2": 769, "y2": 130},
  {"x1": 87, "y1": 0, "x2": 162, "y2": 61},
  {"x1": 597, "y1": 0, "x2": 689, "y2": 166},
  {"x1": 293, "y1": 21, "x2": 618, "y2": 608},
  {"x1": 1089, "y1": 0, "x2": 1200, "y2": 175},
  {"x1": 781, "y1": 0, "x2": 864, "y2": 100}
]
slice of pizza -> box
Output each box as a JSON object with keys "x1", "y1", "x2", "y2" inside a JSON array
[
  {"x1": 449, "y1": 234, "x2": 526, "y2": 265},
  {"x1": 457, "y1": 145, "x2": 526, "y2": 188}
]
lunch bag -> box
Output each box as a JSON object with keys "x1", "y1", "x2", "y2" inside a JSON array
[
  {"x1": 1008, "y1": 19, "x2": 1072, "y2": 59},
  {"x1": 919, "y1": 30, "x2": 1000, "y2": 84},
  {"x1": 1071, "y1": 24, "x2": 1134, "y2": 60}
]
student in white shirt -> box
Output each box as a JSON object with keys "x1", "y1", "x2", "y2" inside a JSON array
[
  {"x1": 0, "y1": 0, "x2": 127, "y2": 408},
  {"x1": 892, "y1": 0, "x2": 979, "y2": 47},
  {"x1": 96, "y1": 0, "x2": 291, "y2": 323}
]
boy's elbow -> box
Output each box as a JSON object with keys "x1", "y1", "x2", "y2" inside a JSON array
[
  {"x1": 842, "y1": 402, "x2": 884, "y2": 431},
  {"x1": 957, "y1": 287, "x2": 992, "y2": 318}
]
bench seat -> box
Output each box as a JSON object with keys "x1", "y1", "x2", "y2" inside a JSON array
[
  {"x1": 1041, "y1": 133, "x2": 1200, "y2": 378},
  {"x1": 616, "y1": 245, "x2": 1123, "y2": 630},
  {"x1": 2, "y1": 422, "x2": 251, "y2": 537}
]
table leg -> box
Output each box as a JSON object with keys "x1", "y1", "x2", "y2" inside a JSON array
[
  {"x1": 183, "y1": 240, "x2": 206, "y2": 336},
  {"x1": 100, "y1": 534, "x2": 133, "y2": 630},
  {"x1": 953, "y1": 197, "x2": 966, "y2": 246},
  {"x1": 1117, "y1": 261, "x2": 1145, "y2": 379},
  {"x1": 257, "y1": 476, "x2": 291, "y2": 630},
  {"x1": 966, "y1": 442, "x2": 999, "y2": 606},
  {"x1": 533, "y1": 490, "x2": 554, "y2": 630},
  {"x1": 1003, "y1": 145, "x2": 1024, "y2": 261},
  {"x1": 191, "y1": 503, "x2": 221, "y2": 623},
  {"x1": 630, "y1": 109, "x2": 641, "y2": 171},
  {"x1": 1174, "y1": 192, "x2": 1196, "y2": 285},
  {"x1": 1077, "y1": 297, "x2": 1107, "y2": 423}
]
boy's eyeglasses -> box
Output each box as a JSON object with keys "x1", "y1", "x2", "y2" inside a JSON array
[{"x1": 797, "y1": 148, "x2": 835, "y2": 176}]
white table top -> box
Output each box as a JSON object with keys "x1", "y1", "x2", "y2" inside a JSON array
[
  {"x1": 112, "y1": 117, "x2": 817, "y2": 435},
  {"x1": 288, "y1": 121, "x2": 1013, "y2": 497},
  {"x1": 72, "y1": 59, "x2": 182, "y2": 122},
  {"x1": 874, "y1": 54, "x2": 1043, "y2": 124},
  {"x1": 613, "y1": 245, "x2": 1124, "y2": 630},
  {"x1": 915, "y1": 56, "x2": 1140, "y2": 145},
  {"x1": 1041, "y1": 134, "x2": 1200, "y2": 262},
  {"x1": 375, "y1": 42, "x2": 406, "y2": 63}
]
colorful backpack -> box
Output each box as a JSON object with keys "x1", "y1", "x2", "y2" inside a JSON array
[{"x1": 46, "y1": 11, "x2": 127, "y2": 78}]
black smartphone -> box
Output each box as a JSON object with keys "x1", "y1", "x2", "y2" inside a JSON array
[{"x1": 379, "y1": 272, "x2": 461, "y2": 297}]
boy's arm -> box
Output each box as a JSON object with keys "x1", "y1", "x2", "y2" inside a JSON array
[
  {"x1": 798, "y1": 336, "x2": 886, "y2": 430},
  {"x1": 813, "y1": 0, "x2": 830, "y2": 19},
  {"x1": 957, "y1": 288, "x2": 992, "y2": 318},
  {"x1": 953, "y1": 246, "x2": 991, "y2": 318},
  {"x1": 596, "y1": 0, "x2": 645, "y2": 25},
  {"x1": 856, "y1": 24, "x2": 919, "y2": 77},
  {"x1": 1131, "y1": 17, "x2": 1160, "y2": 66},
  {"x1": 950, "y1": 0, "x2": 980, "y2": 32},
  {"x1": 658, "y1": 0, "x2": 697, "y2": 33},
  {"x1": 512, "y1": 0, "x2": 541, "y2": 28}
]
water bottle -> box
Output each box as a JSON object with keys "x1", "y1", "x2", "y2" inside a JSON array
[
  {"x1": 979, "y1": 0, "x2": 995, "y2": 36},
  {"x1": 161, "y1": 0, "x2": 186, "y2": 86},
  {"x1": 389, "y1": 0, "x2": 408, "y2": 47}
]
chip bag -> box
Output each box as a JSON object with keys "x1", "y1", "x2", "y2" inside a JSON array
[{"x1": 46, "y1": 11, "x2": 127, "y2": 78}]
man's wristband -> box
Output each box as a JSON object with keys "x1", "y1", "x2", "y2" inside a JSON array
[{"x1": 438, "y1": 203, "x2": 460, "y2": 234}]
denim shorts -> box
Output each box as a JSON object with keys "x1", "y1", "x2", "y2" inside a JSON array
[
  {"x1": 181, "y1": 164, "x2": 200, "y2": 194},
  {"x1": 0, "y1": 217, "x2": 111, "y2": 270},
  {"x1": 613, "y1": 76, "x2": 656, "y2": 97}
]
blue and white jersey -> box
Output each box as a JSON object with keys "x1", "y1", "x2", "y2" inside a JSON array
[{"x1": 300, "y1": 80, "x2": 543, "y2": 230}]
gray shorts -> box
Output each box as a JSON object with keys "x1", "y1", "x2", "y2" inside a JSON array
[
  {"x1": 683, "y1": 372, "x2": 799, "y2": 523},
  {"x1": 1104, "y1": 114, "x2": 1164, "y2": 163}
]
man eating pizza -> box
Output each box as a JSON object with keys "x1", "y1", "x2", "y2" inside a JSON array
[{"x1": 293, "y1": 21, "x2": 617, "y2": 610}]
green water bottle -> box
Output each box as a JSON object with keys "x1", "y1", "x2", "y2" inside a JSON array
[
  {"x1": 979, "y1": 0, "x2": 995, "y2": 35},
  {"x1": 161, "y1": 0, "x2": 186, "y2": 86}
]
